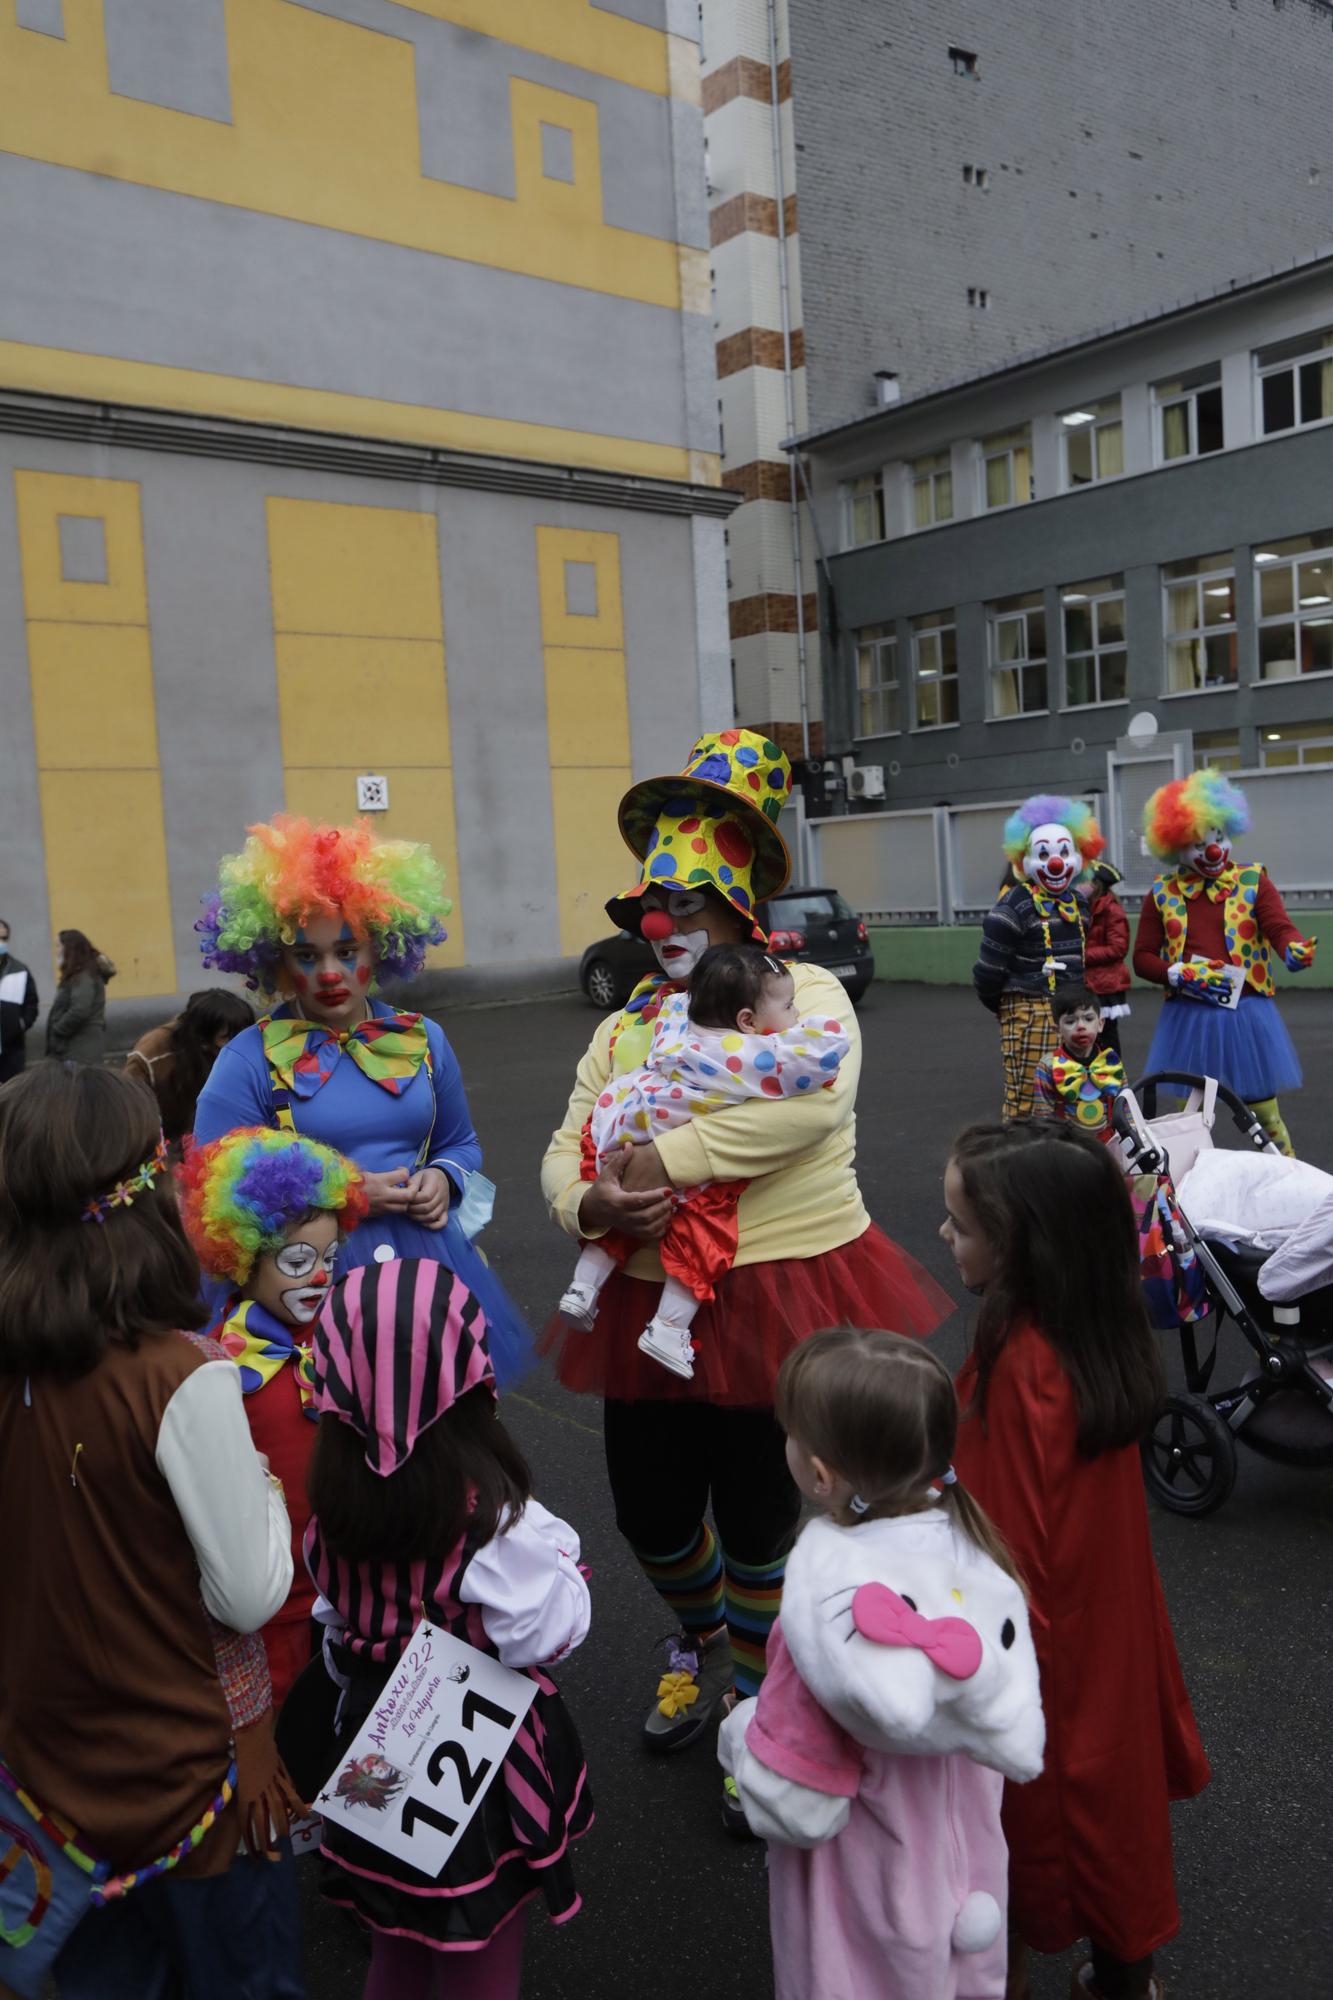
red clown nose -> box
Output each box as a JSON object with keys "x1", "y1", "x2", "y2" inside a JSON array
[{"x1": 640, "y1": 909, "x2": 675, "y2": 942}]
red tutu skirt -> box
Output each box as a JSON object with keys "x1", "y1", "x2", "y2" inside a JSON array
[{"x1": 538, "y1": 1224, "x2": 955, "y2": 1407}]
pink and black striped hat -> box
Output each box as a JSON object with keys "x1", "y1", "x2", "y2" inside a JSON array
[{"x1": 310, "y1": 1258, "x2": 494, "y2": 1476}]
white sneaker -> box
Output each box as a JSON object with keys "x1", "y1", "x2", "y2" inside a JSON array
[
  {"x1": 557, "y1": 1280, "x2": 601, "y2": 1332},
  {"x1": 637, "y1": 1317, "x2": 696, "y2": 1380}
]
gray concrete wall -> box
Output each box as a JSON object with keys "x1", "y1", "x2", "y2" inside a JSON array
[
  {"x1": 0, "y1": 431, "x2": 709, "y2": 1000},
  {"x1": 789, "y1": 0, "x2": 1333, "y2": 432},
  {"x1": 823, "y1": 423, "x2": 1333, "y2": 806}
]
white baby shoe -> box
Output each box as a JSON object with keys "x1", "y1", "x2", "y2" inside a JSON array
[{"x1": 637, "y1": 1317, "x2": 696, "y2": 1380}]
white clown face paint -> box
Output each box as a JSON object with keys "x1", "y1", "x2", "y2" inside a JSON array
[
  {"x1": 248, "y1": 1210, "x2": 341, "y2": 1327},
  {"x1": 640, "y1": 888, "x2": 718, "y2": 978},
  {"x1": 1185, "y1": 826, "x2": 1231, "y2": 878},
  {"x1": 1022, "y1": 822, "x2": 1079, "y2": 894}
]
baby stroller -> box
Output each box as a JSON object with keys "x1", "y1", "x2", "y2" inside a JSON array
[{"x1": 1113, "y1": 1073, "x2": 1333, "y2": 1516}]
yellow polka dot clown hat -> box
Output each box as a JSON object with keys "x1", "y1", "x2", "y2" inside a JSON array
[{"x1": 605, "y1": 728, "x2": 793, "y2": 936}]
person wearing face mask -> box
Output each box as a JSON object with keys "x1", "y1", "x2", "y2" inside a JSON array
[
  {"x1": 191, "y1": 816, "x2": 533, "y2": 1387},
  {"x1": 178, "y1": 1126, "x2": 368, "y2": 1707},
  {"x1": 0, "y1": 917, "x2": 40, "y2": 1084},
  {"x1": 972, "y1": 796, "x2": 1106, "y2": 1122},
  {"x1": 540, "y1": 731, "x2": 951, "y2": 1822},
  {"x1": 1134, "y1": 770, "x2": 1317, "y2": 1156}
]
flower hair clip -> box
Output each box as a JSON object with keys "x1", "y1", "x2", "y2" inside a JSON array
[{"x1": 82, "y1": 1134, "x2": 170, "y2": 1224}]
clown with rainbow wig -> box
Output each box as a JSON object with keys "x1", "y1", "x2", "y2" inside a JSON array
[
  {"x1": 973, "y1": 794, "x2": 1106, "y2": 1120},
  {"x1": 1133, "y1": 769, "x2": 1317, "y2": 1154},
  {"x1": 179, "y1": 1126, "x2": 367, "y2": 1704},
  {"x1": 192, "y1": 814, "x2": 534, "y2": 1385}
]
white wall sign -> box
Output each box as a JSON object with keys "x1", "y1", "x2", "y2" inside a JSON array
[
  {"x1": 313, "y1": 1622, "x2": 537, "y2": 1878},
  {"x1": 357, "y1": 775, "x2": 390, "y2": 812}
]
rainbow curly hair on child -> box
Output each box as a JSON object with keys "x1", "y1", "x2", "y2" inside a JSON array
[
  {"x1": 196, "y1": 815, "x2": 451, "y2": 989},
  {"x1": 178, "y1": 1128, "x2": 368, "y2": 1286},
  {"x1": 1001, "y1": 794, "x2": 1105, "y2": 875},
  {"x1": 1143, "y1": 768, "x2": 1251, "y2": 861}
]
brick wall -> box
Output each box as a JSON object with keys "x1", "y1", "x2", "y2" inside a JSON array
[{"x1": 789, "y1": 0, "x2": 1333, "y2": 433}]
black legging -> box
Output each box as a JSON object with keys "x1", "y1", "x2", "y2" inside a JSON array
[{"x1": 603, "y1": 1398, "x2": 801, "y2": 1565}]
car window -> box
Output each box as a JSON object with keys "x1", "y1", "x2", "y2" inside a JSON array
[{"x1": 764, "y1": 892, "x2": 854, "y2": 927}]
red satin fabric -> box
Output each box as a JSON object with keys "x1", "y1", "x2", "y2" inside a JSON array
[
  {"x1": 954, "y1": 1324, "x2": 1210, "y2": 1960},
  {"x1": 601, "y1": 1181, "x2": 746, "y2": 1303}
]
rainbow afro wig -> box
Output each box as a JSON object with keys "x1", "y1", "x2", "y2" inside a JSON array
[
  {"x1": 1143, "y1": 768, "x2": 1251, "y2": 861},
  {"x1": 1001, "y1": 795, "x2": 1105, "y2": 875},
  {"x1": 197, "y1": 815, "x2": 451, "y2": 989},
  {"x1": 178, "y1": 1127, "x2": 368, "y2": 1285}
]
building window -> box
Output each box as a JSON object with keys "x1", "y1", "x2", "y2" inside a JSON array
[
  {"x1": 1254, "y1": 532, "x2": 1333, "y2": 681},
  {"x1": 844, "y1": 474, "x2": 885, "y2": 548},
  {"x1": 1062, "y1": 575, "x2": 1127, "y2": 707},
  {"x1": 948, "y1": 46, "x2": 978, "y2": 76},
  {"x1": 1193, "y1": 729, "x2": 1241, "y2": 772},
  {"x1": 1256, "y1": 329, "x2": 1333, "y2": 436},
  {"x1": 980, "y1": 427, "x2": 1032, "y2": 510},
  {"x1": 1163, "y1": 553, "x2": 1238, "y2": 693},
  {"x1": 1154, "y1": 364, "x2": 1224, "y2": 461},
  {"x1": 988, "y1": 592, "x2": 1048, "y2": 717},
  {"x1": 1061, "y1": 397, "x2": 1124, "y2": 487},
  {"x1": 911, "y1": 611, "x2": 959, "y2": 728},
  {"x1": 1260, "y1": 720, "x2": 1333, "y2": 768},
  {"x1": 854, "y1": 625, "x2": 900, "y2": 737},
  {"x1": 909, "y1": 452, "x2": 954, "y2": 530}
]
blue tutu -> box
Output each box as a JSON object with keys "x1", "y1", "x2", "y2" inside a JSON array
[
  {"x1": 339, "y1": 1207, "x2": 536, "y2": 1391},
  {"x1": 1142, "y1": 993, "x2": 1302, "y2": 1103}
]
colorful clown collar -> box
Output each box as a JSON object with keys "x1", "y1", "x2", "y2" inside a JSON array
[
  {"x1": 261, "y1": 1011, "x2": 428, "y2": 1099},
  {"x1": 216, "y1": 1296, "x2": 318, "y2": 1415},
  {"x1": 1176, "y1": 864, "x2": 1240, "y2": 903},
  {"x1": 1049, "y1": 1049, "x2": 1125, "y2": 1129}
]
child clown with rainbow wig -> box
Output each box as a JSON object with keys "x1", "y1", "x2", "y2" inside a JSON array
[
  {"x1": 179, "y1": 1127, "x2": 367, "y2": 1704},
  {"x1": 1133, "y1": 769, "x2": 1317, "y2": 1155},
  {"x1": 192, "y1": 815, "x2": 534, "y2": 1386},
  {"x1": 972, "y1": 795, "x2": 1105, "y2": 1121}
]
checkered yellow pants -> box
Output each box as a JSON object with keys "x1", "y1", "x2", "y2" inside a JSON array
[{"x1": 998, "y1": 990, "x2": 1059, "y2": 1122}]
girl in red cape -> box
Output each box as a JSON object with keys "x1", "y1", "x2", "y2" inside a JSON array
[{"x1": 941, "y1": 1122, "x2": 1210, "y2": 2000}]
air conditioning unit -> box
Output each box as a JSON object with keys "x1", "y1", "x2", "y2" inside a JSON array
[{"x1": 849, "y1": 765, "x2": 886, "y2": 801}]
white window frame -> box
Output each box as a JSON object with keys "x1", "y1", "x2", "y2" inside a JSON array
[
  {"x1": 1162, "y1": 558, "x2": 1238, "y2": 697},
  {"x1": 1192, "y1": 730, "x2": 1241, "y2": 773},
  {"x1": 1259, "y1": 723, "x2": 1333, "y2": 768},
  {"x1": 1061, "y1": 578, "x2": 1128, "y2": 711},
  {"x1": 1255, "y1": 329, "x2": 1333, "y2": 439},
  {"x1": 854, "y1": 625, "x2": 901, "y2": 738},
  {"x1": 908, "y1": 452, "x2": 954, "y2": 531},
  {"x1": 844, "y1": 473, "x2": 886, "y2": 549},
  {"x1": 979, "y1": 427, "x2": 1033, "y2": 512},
  {"x1": 911, "y1": 613, "x2": 960, "y2": 731},
  {"x1": 1152, "y1": 365, "x2": 1223, "y2": 465},
  {"x1": 1254, "y1": 536, "x2": 1333, "y2": 686},
  {"x1": 987, "y1": 596, "x2": 1048, "y2": 720},
  {"x1": 1059, "y1": 397, "x2": 1124, "y2": 490}
]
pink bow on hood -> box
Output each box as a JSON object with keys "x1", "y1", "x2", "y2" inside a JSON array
[{"x1": 852, "y1": 1581, "x2": 983, "y2": 1681}]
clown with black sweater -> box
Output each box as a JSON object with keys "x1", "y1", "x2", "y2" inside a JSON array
[
  {"x1": 1134, "y1": 769, "x2": 1317, "y2": 1156},
  {"x1": 973, "y1": 796, "x2": 1105, "y2": 1122}
]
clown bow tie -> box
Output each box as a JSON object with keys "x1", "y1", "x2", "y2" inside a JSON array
[
  {"x1": 1031, "y1": 887, "x2": 1081, "y2": 924},
  {"x1": 1179, "y1": 865, "x2": 1239, "y2": 904},
  {"x1": 1052, "y1": 1050, "x2": 1123, "y2": 1094},
  {"x1": 262, "y1": 1012, "x2": 428, "y2": 1099}
]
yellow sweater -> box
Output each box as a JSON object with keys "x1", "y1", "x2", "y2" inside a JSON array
[{"x1": 541, "y1": 963, "x2": 870, "y2": 1278}]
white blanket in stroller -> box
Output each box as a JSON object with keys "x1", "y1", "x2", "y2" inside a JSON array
[{"x1": 1176, "y1": 1150, "x2": 1333, "y2": 1253}]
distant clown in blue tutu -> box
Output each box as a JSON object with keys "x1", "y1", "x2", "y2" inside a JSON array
[
  {"x1": 1132, "y1": 769, "x2": 1318, "y2": 1156},
  {"x1": 193, "y1": 813, "x2": 533, "y2": 1385}
]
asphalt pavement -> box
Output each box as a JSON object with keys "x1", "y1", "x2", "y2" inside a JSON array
[{"x1": 302, "y1": 981, "x2": 1333, "y2": 2000}]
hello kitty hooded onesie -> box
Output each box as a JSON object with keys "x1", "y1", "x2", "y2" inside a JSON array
[{"x1": 719, "y1": 1508, "x2": 1045, "y2": 2000}]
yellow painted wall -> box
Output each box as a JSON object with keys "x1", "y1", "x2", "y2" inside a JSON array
[
  {"x1": 0, "y1": 1, "x2": 688, "y2": 305},
  {"x1": 266, "y1": 499, "x2": 464, "y2": 968},
  {"x1": 12, "y1": 471, "x2": 177, "y2": 998},
  {"x1": 535, "y1": 526, "x2": 633, "y2": 956}
]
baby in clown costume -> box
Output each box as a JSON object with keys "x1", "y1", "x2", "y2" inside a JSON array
[
  {"x1": 559, "y1": 944, "x2": 849, "y2": 1380},
  {"x1": 1133, "y1": 769, "x2": 1317, "y2": 1155}
]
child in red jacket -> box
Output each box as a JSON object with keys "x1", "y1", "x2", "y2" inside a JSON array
[{"x1": 1084, "y1": 862, "x2": 1132, "y2": 1053}]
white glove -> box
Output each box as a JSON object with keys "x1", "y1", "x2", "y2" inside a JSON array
[
  {"x1": 1042, "y1": 958, "x2": 1066, "y2": 978},
  {"x1": 1166, "y1": 962, "x2": 1184, "y2": 989}
]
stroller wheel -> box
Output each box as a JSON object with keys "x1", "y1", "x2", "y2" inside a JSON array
[{"x1": 1142, "y1": 1394, "x2": 1238, "y2": 1516}]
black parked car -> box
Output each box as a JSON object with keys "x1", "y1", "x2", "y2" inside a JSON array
[{"x1": 577, "y1": 887, "x2": 875, "y2": 1010}]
